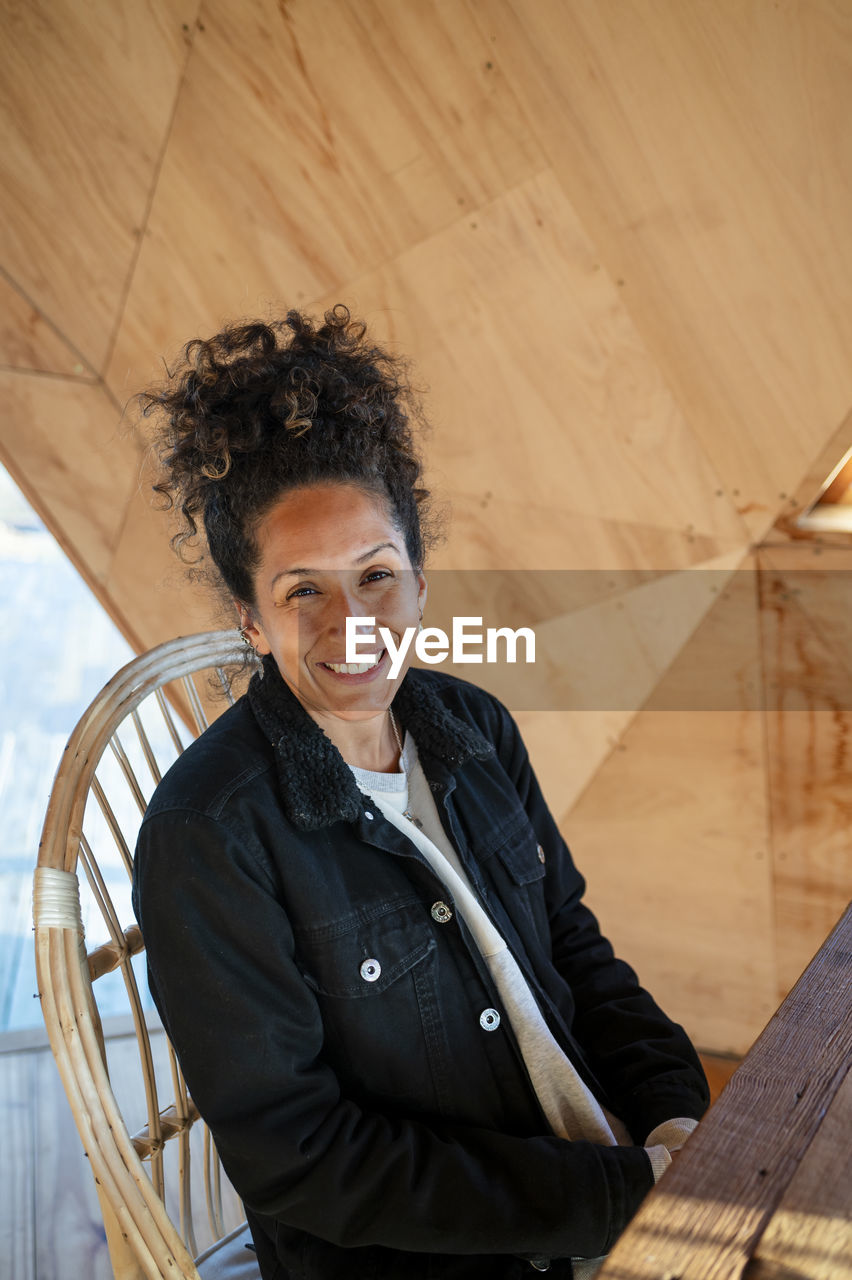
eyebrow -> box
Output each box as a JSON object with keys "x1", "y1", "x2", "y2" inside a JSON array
[{"x1": 270, "y1": 542, "x2": 401, "y2": 587}]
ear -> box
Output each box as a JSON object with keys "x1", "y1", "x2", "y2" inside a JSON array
[
  {"x1": 235, "y1": 601, "x2": 272, "y2": 656},
  {"x1": 416, "y1": 571, "x2": 428, "y2": 616}
]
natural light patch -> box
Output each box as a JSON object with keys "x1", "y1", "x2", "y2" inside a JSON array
[
  {"x1": 796, "y1": 445, "x2": 852, "y2": 532},
  {"x1": 0, "y1": 463, "x2": 137, "y2": 1032}
]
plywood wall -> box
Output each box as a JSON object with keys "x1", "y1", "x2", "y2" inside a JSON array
[{"x1": 2, "y1": 0, "x2": 851, "y2": 1055}]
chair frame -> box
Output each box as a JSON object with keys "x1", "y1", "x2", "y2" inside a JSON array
[{"x1": 33, "y1": 630, "x2": 249, "y2": 1280}]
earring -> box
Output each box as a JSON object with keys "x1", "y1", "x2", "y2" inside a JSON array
[
  {"x1": 418, "y1": 610, "x2": 423, "y2": 634},
  {"x1": 238, "y1": 626, "x2": 252, "y2": 648}
]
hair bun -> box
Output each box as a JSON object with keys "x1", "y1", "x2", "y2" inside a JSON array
[{"x1": 135, "y1": 304, "x2": 442, "y2": 607}]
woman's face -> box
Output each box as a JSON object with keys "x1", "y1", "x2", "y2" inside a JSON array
[{"x1": 238, "y1": 482, "x2": 427, "y2": 728}]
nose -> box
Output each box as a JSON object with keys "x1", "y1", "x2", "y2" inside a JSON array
[{"x1": 322, "y1": 583, "x2": 374, "y2": 636}]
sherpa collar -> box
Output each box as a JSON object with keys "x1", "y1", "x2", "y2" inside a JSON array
[{"x1": 247, "y1": 653, "x2": 494, "y2": 831}]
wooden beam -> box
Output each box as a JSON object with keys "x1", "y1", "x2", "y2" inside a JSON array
[{"x1": 597, "y1": 902, "x2": 852, "y2": 1279}]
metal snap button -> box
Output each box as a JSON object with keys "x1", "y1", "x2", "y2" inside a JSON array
[
  {"x1": 430, "y1": 901, "x2": 453, "y2": 924},
  {"x1": 360, "y1": 958, "x2": 381, "y2": 982},
  {"x1": 536, "y1": 843, "x2": 546, "y2": 863},
  {"x1": 528, "y1": 1257, "x2": 551, "y2": 1272},
  {"x1": 479, "y1": 1008, "x2": 500, "y2": 1031},
  {"x1": 364, "y1": 810, "x2": 374, "y2": 820}
]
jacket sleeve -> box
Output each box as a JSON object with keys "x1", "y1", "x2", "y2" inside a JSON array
[
  {"x1": 483, "y1": 694, "x2": 711, "y2": 1143},
  {"x1": 132, "y1": 804, "x2": 656, "y2": 1261}
]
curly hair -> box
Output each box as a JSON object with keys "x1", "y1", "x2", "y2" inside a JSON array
[{"x1": 136, "y1": 304, "x2": 441, "y2": 608}]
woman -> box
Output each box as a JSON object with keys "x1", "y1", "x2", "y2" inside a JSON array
[{"x1": 132, "y1": 305, "x2": 709, "y2": 1280}]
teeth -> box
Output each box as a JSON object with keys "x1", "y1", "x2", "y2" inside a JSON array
[{"x1": 323, "y1": 657, "x2": 381, "y2": 674}]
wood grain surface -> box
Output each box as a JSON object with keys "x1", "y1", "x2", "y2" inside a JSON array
[
  {"x1": 748, "y1": 1066, "x2": 852, "y2": 1280},
  {"x1": 597, "y1": 902, "x2": 852, "y2": 1279},
  {"x1": 0, "y1": 0, "x2": 200, "y2": 371},
  {"x1": 478, "y1": 0, "x2": 852, "y2": 545}
]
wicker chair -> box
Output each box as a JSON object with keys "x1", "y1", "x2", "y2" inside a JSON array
[{"x1": 33, "y1": 631, "x2": 263, "y2": 1280}]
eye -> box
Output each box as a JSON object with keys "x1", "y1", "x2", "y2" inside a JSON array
[
  {"x1": 286, "y1": 584, "x2": 318, "y2": 600},
  {"x1": 363, "y1": 570, "x2": 392, "y2": 584}
]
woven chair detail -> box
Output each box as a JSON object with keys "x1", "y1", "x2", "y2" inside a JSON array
[{"x1": 33, "y1": 631, "x2": 261, "y2": 1280}]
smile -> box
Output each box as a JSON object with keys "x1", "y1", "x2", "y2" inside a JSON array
[
  {"x1": 319, "y1": 649, "x2": 387, "y2": 676},
  {"x1": 322, "y1": 659, "x2": 380, "y2": 674}
]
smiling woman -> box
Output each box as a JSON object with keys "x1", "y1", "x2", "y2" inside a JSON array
[
  {"x1": 131, "y1": 305, "x2": 710, "y2": 1280},
  {"x1": 238, "y1": 482, "x2": 426, "y2": 768}
]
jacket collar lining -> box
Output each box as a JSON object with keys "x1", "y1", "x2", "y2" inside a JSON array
[{"x1": 247, "y1": 654, "x2": 494, "y2": 831}]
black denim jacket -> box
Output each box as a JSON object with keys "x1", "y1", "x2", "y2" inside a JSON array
[{"x1": 132, "y1": 657, "x2": 709, "y2": 1280}]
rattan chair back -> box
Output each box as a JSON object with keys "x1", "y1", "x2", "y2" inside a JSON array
[{"x1": 33, "y1": 631, "x2": 261, "y2": 1280}]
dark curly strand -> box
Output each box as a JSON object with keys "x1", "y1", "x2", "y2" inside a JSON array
[{"x1": 136, "y1": 304, "x2": 440, "y2": 607}]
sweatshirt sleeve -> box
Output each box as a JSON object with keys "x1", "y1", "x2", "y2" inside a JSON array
[
  {"x1": 643, "y1": 1118, "x2": 701, "y2": 1182},
  {"x1": 132, "y1": 804, "x2": 656, "y2": 1262},
  {"x1": 482, "y1": 694, "x2": 711, "y2": 1142},
  {"x1": 645, "y1": 1117, "x2": 700, "y2": 1151}
]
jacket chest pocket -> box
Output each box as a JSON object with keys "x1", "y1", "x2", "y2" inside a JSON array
[
  {"x1": 483, "y1": 819, "x2": 550, "y2": 945},
  {"x1": 478, "y1": 806, "x2": 547, "y2": 885},
  {"x1": 493, "y1": 829, "x2": 547, "y2": 888},
  {"x1": 298, "y1": 904, "x2": 436, "y2": 999},
  {"x1": 295, "y1": 900, "x2": 445, "y2": 1109}
]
